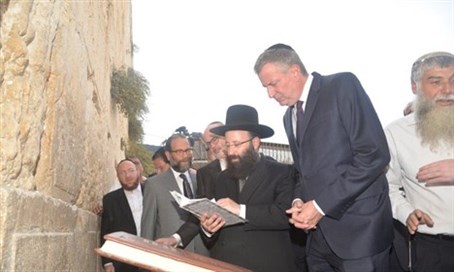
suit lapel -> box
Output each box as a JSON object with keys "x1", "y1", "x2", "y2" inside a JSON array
[
  {"x1": 283, "y1": 107, "x2": 295, "y2": 144},
  {"x1": 164, "y1": 169, "x2": 181, "y2": 193},
  {"x1": 284, "y1": 108, "x2": 299, "y2": 159},
  {"x1": 117, "y1": 189, "x2": 136, "y2": 228},
  {"x1": 222, "y1": 175, "x2": 240, "y2": 202},
  {"x1": 239, "y1": 156, "x2": 266, "y2": 202}
]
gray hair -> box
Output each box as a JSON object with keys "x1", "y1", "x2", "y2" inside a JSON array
[
  {"x1": 254, "y1": 43, "x2": 308, "y2": 75},
  {"x1": 411, "y1": 51, "x2": 454, "y2": 83},
  {"x1": 165, "y1": 133, "x2": 189, "y2": 151}
]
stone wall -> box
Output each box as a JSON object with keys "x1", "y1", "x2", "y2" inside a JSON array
[{"x1": 0, "y1": 0, "x2": 132, "y2": 270}]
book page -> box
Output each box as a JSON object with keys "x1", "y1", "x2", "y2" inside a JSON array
[{"x1": 170, "y1": 191, "x2": 246, "y2": 226}]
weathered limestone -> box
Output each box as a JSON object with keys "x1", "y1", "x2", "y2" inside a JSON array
[{"x1": 0, "y1": 0, "x2": 132, "y2": 270}]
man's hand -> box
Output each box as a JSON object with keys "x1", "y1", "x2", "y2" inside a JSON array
[
  {"x1": 155, "y1": 236, "x2": 178, "y2": 247},
  {"x1": 216, "y1": 198, "x2": 240, "y2": 215},
  {"x1": 286, "y1": 200, "x2": 323, "y2": 231},
  {"x1": 92, "y1": 204, "x2": 103, "y2": 215},
  {"x1": 417, "y1": 159, "x2": 454, "y2": 186},
  {"x1": 200, "y1": 213, "x2": 225, "y2": 234},
  {"x1": 103, "y1": 263, "x2": 115, "y2": 272},
  {"x1": 406, "y1": 209, "x2": 434, "y2": 235}
]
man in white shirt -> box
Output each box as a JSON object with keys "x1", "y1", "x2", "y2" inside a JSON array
[
  {"x1": 100, "y1": 159, "x2": 143, "y2": 272},
  {"x1": 93, "y1": 156, "x2": 147, "y2": 215},
  {"x1": 385, "y1": 51, "x2": 454, "y2": 271}
]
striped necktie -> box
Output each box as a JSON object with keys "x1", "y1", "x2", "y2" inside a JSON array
[{"x1": 180, "y1": 173, "x2": 194, "y2": 199}]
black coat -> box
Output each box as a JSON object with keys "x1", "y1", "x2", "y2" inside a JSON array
[
  {"x1": 207, "y1": 155, "x2": 297, "y2": 272},
  {"x1": 100, "y1": 187, "x2": 142, "y2": 272}
]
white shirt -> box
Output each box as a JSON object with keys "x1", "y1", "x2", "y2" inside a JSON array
[
  {"x1": 123, "y1": 185, "x2": 143, "y2": 236},
  {"x1": 385, "y1": 113, "x2": 454, "y2": 235},
  {"x1": 219, "y1": 159, "x2": 227, "y2": 171}
]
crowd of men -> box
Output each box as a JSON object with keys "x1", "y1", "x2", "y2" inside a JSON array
[{"x1": 98, "y1": 48, "x2": 453, "y2": 272}]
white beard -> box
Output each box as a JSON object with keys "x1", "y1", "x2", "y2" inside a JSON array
[{"x1": 415, "y1": 94, "x2": 454, "y2": 150}]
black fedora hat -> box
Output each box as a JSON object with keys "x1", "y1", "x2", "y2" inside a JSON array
[{"x1": 211, "y1": 104, "x2": 274, "y2": 139}]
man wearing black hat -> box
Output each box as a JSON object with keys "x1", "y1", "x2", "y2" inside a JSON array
[{"x1": 200, "y1": 104, "x2": 297, "y2": 272}]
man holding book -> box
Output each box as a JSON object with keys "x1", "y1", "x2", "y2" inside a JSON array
[{"x1": 200, "y1": 104, "x2": 297, "y2": 272}]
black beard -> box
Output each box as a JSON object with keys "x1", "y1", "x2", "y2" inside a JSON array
[{"x1": 226, "y1": 146, "x2": 259, "y2": 179}]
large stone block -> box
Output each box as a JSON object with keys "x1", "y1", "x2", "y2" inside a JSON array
[
  {"x1": 0, "y1": 185, "x2": 101, "y2": 271},
  {"x1": 1, "y1": 0, "x2": 132, "y2": 270}
]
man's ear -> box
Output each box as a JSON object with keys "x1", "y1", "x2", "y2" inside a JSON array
[
  {"x1": 411, "y1": 81, "x2": 417, "y2": 94},
  {"x1": 252, "y1": 137, "x2": 261, "y2": 151},
  {"x1": 289, "y1": 64, "x2": 300, "y2": 76}
]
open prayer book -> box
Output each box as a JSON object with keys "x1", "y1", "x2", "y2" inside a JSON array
[
  {"x1": 96, "y1": 231, "x2": 252, "y2": 272},
  {"x1": 170, "y1": 190, "x2": 247, "y2": 226}
]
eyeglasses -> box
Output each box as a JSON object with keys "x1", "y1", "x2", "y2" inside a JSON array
[
  {"x1": 170, "y1": 148, "x2": 193, "y2": 156},
  {"x1": 206, "y1": 136, "x2": 220, "y2": 146},
  {"x1": 118, "y1": 167, "x2": 138, "y2": 176},
  {"x1": 224, "y1": 137, "x2": 254, "y2": 149}
]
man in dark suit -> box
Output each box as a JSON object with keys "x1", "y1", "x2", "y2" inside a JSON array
[
  {"x1": 197, "y1": 121, "x2": 227, "y2": 199},
  {"x1": 200, "y1": 104, "x2": 297, "y2": 272},
  {"x1": 100, "y1": 159, "x2": 143, "y2": 272},
  {"x1": 253, "y1": 44, "x2": 393, "y2": 271}
]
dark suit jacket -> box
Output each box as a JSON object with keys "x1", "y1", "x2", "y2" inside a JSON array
[
  {"x1": 177, "y1": 159, "x2": 222, "y2": 246},
  {"x1": 100, "y1": 186, "x2": 142, "y2": 272},
  {"x1": 206, "y1": 155, "x2": 297, "y2": 272},
  {"x1": 283, "y1": 72, "x2": 393, "y2": 259},
  {"x1": 196, "y1": 159, "x2": 222, "y2": 199}
]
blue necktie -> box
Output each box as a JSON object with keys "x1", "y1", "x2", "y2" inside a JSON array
[
  {"x1": 296, "y1": 101, "x2": 304, "y2": 140},
  {"x1": 180, "y1": 173, "x2": 194, "y2": 199}
]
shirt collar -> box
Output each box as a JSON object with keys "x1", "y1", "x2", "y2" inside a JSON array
[
  {"x1": 123, "y1": 183, "x2": 142, "y2": 195},
  {"x1": 171, "y1": 167, "x2": 188, "y2": 181},
  {"x1": 300, "y1": 73, "x2": 313, "y2": 106},
  {"x1": 292, "y1": 73, "x2": 313, "y2": 111}
]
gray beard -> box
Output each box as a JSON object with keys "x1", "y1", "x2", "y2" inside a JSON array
[{"x1": 415, "y1": 94, "x2": 454, "y2": 150}]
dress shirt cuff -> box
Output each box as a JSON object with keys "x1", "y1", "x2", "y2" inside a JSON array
[
  {"x1": 239, "y1": 204, "x2": 246, "y2": 219},
  {"x1": 292, "y1": 198, "x2": 302, "y2": 206},
  {"x1": 201, "y1": 225, "x2": 213, "y2": 237},
  {"x1": 172, "y1": 233, "x2": 183, "y2": 247},
  {"x1": 312, "y1": 200, "x2": 325, "y2": 216}
]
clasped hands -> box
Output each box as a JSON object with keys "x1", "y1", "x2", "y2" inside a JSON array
[{"x1": 286, "y1": 199, "x2": 323, "y2": 231}]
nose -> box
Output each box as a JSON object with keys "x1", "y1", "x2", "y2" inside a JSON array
[
  {"x1": 267, "y1": 87, "x2": 276, "y2": 98},
  {"x1": 226, "y1": 146, "x2": 237, "y2": 156},
  {"x1": 441, "y1": 79, "x2": 454, "y2": 94}
]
